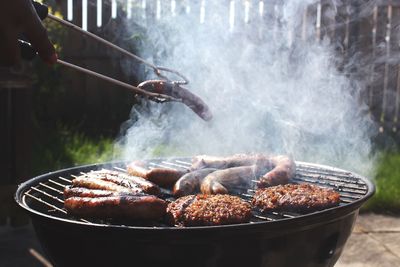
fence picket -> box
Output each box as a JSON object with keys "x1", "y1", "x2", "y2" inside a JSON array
[
  {"x1": 389, "y1": 6, "x2": 400, "y2": 132},
  {"x1": 371, "y1": 5, "x2": 388, "y2": 128}
]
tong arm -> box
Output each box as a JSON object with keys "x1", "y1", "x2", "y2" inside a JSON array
[
  {"x1": 18, "y1": 40, "x2": 180, "y2": 102},
  {"x1": 27, "y1": 1, "x2": 213, "y2": 120}
]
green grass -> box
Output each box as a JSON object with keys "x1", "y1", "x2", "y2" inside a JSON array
[
  {"x1": 363, "y1": 152, "x2": 400, "y2": 213},
  {"x1": 31, "y1": 124, "x2": 119, "y2": 176}
]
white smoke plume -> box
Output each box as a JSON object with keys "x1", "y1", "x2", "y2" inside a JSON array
[{"x1": 117, "y1": 0, "x2": 378, "y2": 176}]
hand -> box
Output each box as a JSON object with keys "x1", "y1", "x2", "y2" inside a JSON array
[{"x1": 0, "y1": 0, "x2": 56, "y2": 66}]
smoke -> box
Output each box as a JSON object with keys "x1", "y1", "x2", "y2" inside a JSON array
[{"x1": 117, "y1": 1, "x2": 378, "y2": 176}]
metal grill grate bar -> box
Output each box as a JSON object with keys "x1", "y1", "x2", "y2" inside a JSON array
[
  {"x1": 113, "y1": 167, "x2": 129, "y2": 173},
  {"x1": 160, "y1": 161, "x2": 191, "y2": 169},
  {"x1": 25, "y1": 181, "x2": 94, "y2": 224},
  {"x1": 174, "y1": 160, "x2": 192, "y2": 166},
  {"x1": 39, "y1": 182, "x2": 64, "y2": 194},
  {"x1": 48, "y1": 179, "x2": 68, "y2": 188},
  {"x1": 59, "y1": 177, "x2": 73, "y2": 183},
  {"x1": 30, "y1": 187, "x2": 64, "y2": 204},
  {"x1": 25, "y1": 192, "x2": 67, "y2": 214}
]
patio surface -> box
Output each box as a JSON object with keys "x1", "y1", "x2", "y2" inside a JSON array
[{"x1": 336, "y1": 213, "x2": 400, "y2": 267}]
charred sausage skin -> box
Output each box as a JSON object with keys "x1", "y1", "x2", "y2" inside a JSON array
[
  {"x1": 173, "y1": 168, "x2": 217, "y2": 197},
  {"x1": 127, "y1": 160, "x2": 188, "y2": 188},
  {"x1": 64, "y1": 195, "x2": 167, "y2": 220}
]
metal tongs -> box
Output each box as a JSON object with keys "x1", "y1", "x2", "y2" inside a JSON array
[{"x1": 20, "y1": 1, "x2": 212, "y2": 121}]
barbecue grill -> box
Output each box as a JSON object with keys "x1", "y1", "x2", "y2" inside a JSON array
[{"x1": 15, "y1": 158, "x2": 374, "y2": 267}]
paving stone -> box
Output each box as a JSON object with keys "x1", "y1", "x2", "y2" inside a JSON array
[
  {"x1": 369, "y1": 232, "x2": 400, "y2": 259},
  {"x1": 335, "y1": 232, "x2": 400, "y2": 267},
  {"x1": 356, "y1": 213, "x2": 400, "y2": 232}
]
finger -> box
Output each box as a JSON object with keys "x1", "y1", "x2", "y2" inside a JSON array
[
  {"x1": 0, "y1": 27, "x2": 20, "y2": 66},
  {"x1": 23, "y1": 6, "x2": 56, "y2": 65}
]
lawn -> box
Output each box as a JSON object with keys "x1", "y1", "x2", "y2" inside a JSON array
[
  {"x1": 31, "y1": 124, "x2": 118, "y2": 176},
  {"x1": 363, "y1": 152, "x2": 400, "y2": 213}
]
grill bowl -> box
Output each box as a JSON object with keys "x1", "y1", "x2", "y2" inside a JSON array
[{"x1": 15, "y1": 159, "x2": 374, "y2": 267}]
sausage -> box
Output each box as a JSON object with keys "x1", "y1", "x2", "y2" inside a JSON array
[
  {"x1": 191, "y1": 154, "x2": 271, "y2": 170},
  {"x1": 89, "y1": 170, "x2": 161, "y2": 195},
  {"x1": 200, "y1": 166, "x2": 257, "y2": 194},
  {"x1": 172, "y1": 168, "x2": 217, "y2": 197},
  {"x1": 127, "y1": 161, "x2": 188, "y2": 188},
  {"x1": 122, "y1": 174, "x2": 161, "y2": 195},
  {"x1": 173, "y1": 85, "x2": 213, "y2": 121},
  {"x1": 137, "y1": 80, "x2": 213, "y2": 121},
  {"x1": 64, "y1": 195, "x2": 167, "y2": 220},
  {"x1": 64, "y1": 187, "x2": 119, "y2": 199},
  {"x1": 71, "y1": 177, "x2": 142, "y2": 194},
  {"x1": 258, "y1": 155, "x2": 296, "y2": 187},
  {"x1": 192, "y1": 154, "x2": 295, "y2": 188},
  {"x1": 125, "y1": 161, "x2": 148, "y2": 177}
]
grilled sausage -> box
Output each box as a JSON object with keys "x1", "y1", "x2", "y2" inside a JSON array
[
  {"x1": 122, "y1": 174, "x2": 161, "y2": 195},
  {"x1": 191, "y1": 154, "x2": 271, "y2": 170},
  {"x1": 192, "y1": 154, "x2": 295, "y2": 188},
  {"x1": 200, "y1": 165, "x2": 257, "y2": 194},
  {"x1": 64, "y1": 187, "x2": 119, "y2": 199},
  {"x1": 64, "y1": 195, "x2": 167, "y2": 220},
  {"x1": 137, "y1": 80, "x2": 213, "y2": 121},
  {"x1": 258, "y1": 155, "x2": 296, "y2": 187},
  {"x1": 89, "y1": 170, "x2": 161, "y2": 195},
  {"x1": 173, "y1": 168, "x2": 217, "y2": 197},
  {"x1": 127, "y1": 161, "x2": 188, "y2": 188},
  {"x1": 71, "y1": 177, "x2": 142, "y2": 194}
]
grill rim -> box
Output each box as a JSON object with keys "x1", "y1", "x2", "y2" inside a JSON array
[{"x1": 15, "y1": 159, "x2": 375, "y2": 231}]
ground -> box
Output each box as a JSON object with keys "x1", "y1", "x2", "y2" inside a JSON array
[{"x1": 336, "y1": 213, "x2": 400, "y2": 267}]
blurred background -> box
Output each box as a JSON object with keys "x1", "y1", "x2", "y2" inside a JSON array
[{"x1": 1, "y1": 0, "x2": 400, "y2": 266}]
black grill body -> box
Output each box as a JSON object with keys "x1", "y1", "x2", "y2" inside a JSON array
[{"x1": 15, "y1": 159, "x2": 374, "y2": 267}]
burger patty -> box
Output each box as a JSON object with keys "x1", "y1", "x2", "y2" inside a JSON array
[
  {"x1": 167, "y1": 194, "x2": 252, "y2": 226},
  {"x1": 252, "y1": 183, "x2": 340, "y2": 213}
]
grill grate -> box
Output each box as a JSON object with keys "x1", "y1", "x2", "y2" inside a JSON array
[{"x1": 21, "y1": 159, "x2": 370, "y2": 226}]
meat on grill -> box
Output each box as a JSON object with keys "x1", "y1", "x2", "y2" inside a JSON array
[
  {"x1": 88, "y1": 170, "x2": 160, "y2": 195},
  {"x1": 64, "y1": 194, "x2": 167, "y2": 220},
  {"x1": 191, "y1": 154, "x2": 295, "y2": 189},
  {"x1": 137, "y1": 80, "x2": 213, "y2": 121},
  {"x1": 71, "y1": 177, "x2": 143, "y2": 194},
  {"x1": 200, "y1": 166, "x2": 256, "y2": 194},
  {"x1": 251, "y1": 183, "x2": 341, "y2": 213},
  {"x1": 166, "y1": 194, "x2": 252, "y2": 226},
  {"x1": 257, "y1": 155, "x2": 296, "y2": 188},
  {"x1": 191, "y1": 153, "x2": 271, "y2": 170},
  {"x1": 64, "y1": 187, "x2": 122, "y2": 199},
  {"x1": 173, "y1": 168, "x2": 217, "y2": 197},
  {"x1": 127, "y1": 161, "x2": 188, "y2": 188}
]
